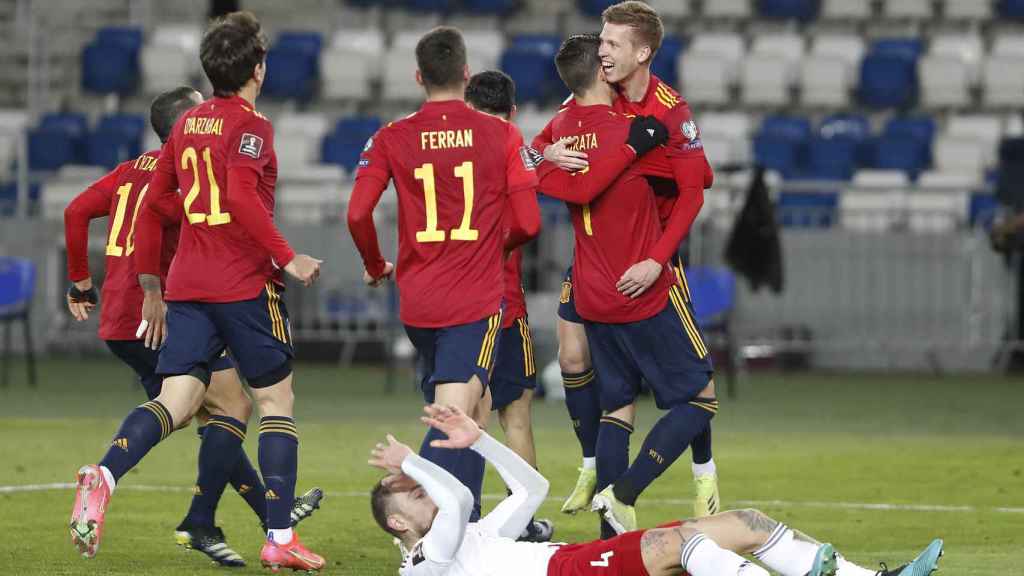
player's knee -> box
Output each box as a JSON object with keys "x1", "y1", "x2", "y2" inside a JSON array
[
  {"x1": 729, "y1": 509, "x2": 779, "y2": 551},
  {"x1": 557, "y1": 346, "x2": 589, "y2": 374}
]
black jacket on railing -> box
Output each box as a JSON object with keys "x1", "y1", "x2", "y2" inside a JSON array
[{"x1": 725, "y1": 166, "x2": 784, "y2": 294}]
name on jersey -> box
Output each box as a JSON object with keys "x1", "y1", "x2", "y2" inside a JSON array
[
  {"x1": 133, "y1": 154, "x2": 157, "y2": 172},
  {"x1": 566, "y1": 132, "x2": 599, "y2": 152},
  {"x1": 420, "y1": 129, "x2": 473, "y2": 150},
  {"x1": 183, "y1": 117, "x2": 224, "y2": 136}
]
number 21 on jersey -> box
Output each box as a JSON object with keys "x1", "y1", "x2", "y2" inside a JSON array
[
  {"x1": 414, "y1": 161, "x2": 478, "y2": 243},
  {"x1": 181, "y1": 146, "x2": 231, "y2": 226}
]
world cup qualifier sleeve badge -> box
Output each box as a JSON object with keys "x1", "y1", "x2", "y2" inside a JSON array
[{"x1": 680, "y1": 120, "x2": 703, "y2": 151}]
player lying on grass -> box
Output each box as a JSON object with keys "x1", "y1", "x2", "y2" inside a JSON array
[
  {"x1": 369, "y1": 404, "x2": 943, "y2": 576},
  {"x1": 64, "y1": 86, "x2": 322, "y2": 567}
]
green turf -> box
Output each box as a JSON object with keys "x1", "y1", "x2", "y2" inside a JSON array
[{"x1": 1, "y1": 358, "x2": 1022, "y2": 575}]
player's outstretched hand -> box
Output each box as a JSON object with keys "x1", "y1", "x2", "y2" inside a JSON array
[
  {"x1": 616, "y1": 258, "x2": 663, "y2": 299},
  {"x1": 66, "y1": 279, "x2": 98, "y2": 321},
  {"x1": 626, "y1": 116, "x2": 669, "y2": 156},
  {"x1": 369, "y1": 434, "x2": 413, "y2": 475},
  {"x1": 363, "y1": 261, "x2": 395, "y2": 288},
  {"x1": 421, "y1": 404, "x2": 482, "y2": 450},
  {"x1": 545, "y1": 138, "x2": 589, "y2": 172},
  {"x1": 285, "y1": 254, "x2": 323, "y2": 287},
  {"x1": 138, "y1": 287, "x2": 167, "y2": 350}
]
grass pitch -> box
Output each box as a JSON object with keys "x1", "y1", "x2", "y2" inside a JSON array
[{"x1": 0, "y1": 358, "x2": 1022, "y2": 575}]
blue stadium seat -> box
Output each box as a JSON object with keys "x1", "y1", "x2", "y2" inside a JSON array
[
  {"x1": 463, "y1": 0, "x2": 518, "y2": 13},
  {"x1": 859, "y1": 53, "x2": 917, "y2": 109},
  {"x1": 970, "y1": 193, "x2": 999, "y2": 228},
  {"x1": 87, "y1": 114, "x2": 145, "y2": 169},
  {"x1": 500, "y1": 35, "x2": 563, "y2": 104},
  {"x1": 406, "y1": 0, "x2": 456, "y2": 11},
  {"x1": 686, "y1": 266, "x2": 736, "y2": 328},
  {"x1": 321, "y1": 116, "x2": 382, "y2": 172},
  {"x1": 807, "y1": 137, "x2": 858, "y2": 180},
  {"x1": 819, "y1": 113, "x2": 873, "y2": 165},
  {"x1": 753, "y1": 116, "x2": 812, "y2": 178},
  {"x1": 777, "y1": 191, "x2": 838, "y2": 228},
  {"x1": 579, "y1": 0, "x2": 618, "y2": 16},
  {"x1": 884, "y1": 116, "x2": 936, "y2": 164},
  {"x1": 759, "y1": 0, "x2": 819, "y2": 20},
  {"x1": 81, "y1": 26, "x2": 142, "y2": 94},
  {"x1": 264, "y1": 32, "x2": 323, "y2": 101},
  {"x1": 1000, "y1": 0, "x2": 1024, "y2": 18},
  {"x1": 651, "y1": 36, "x2": 685, "y2": 88},
  {"x1": 871, "y1": 135, "x2": 929, "y2": 178},
  {"x1": 871, "y1": 38, "x2": 924, "y2": 59},
  {"x1": 0, "y1": 183, "x2": 40, "y2": 216},
  {"x1": 28, "y1": 113, "x2": 88, "y2": 171}
]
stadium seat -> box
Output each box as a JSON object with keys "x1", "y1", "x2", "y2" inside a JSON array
[
  {"x1": 578, "y1": 0, "x2": 617, "y2": 16},
  {"x1": 651, "y1": 36, "x2": 684, "y2": 88},
  {"x1": 263, "y1": 32, "x2": 323, "y2": 101},
  {"x1": 500, "y1": 35, "x2": 562, "y2": 104},
  {"x1": 807, "y1": 137, "x2": 858, "y2": 180},
  {"x1": 882, "y1": 0, "x2": 933, "y2": 19},
  {"x1": 680, "y1": 33, "x2": 745, "y2": 105},
  {"x1": 872, "y1": 135, "x2": 930, "y2": 178},
  {"x1": 918, "y1": 170, "x2": 982, "y2": 190},
  {"x1": 140, "y1": 24, "x2": 200, "y2": 94},
  {"x1": 799, "y1": 56, "x2": 850, "y2": 107},
  {"x1": 741, "y1": 54, "x2": 791, "y2": 106},
  {"x1": 0, "y1": 257, "x2": 37, "y2": 386},
  {"x1": 514, "y1": 105, "x2": 552, "y2": 147},
  {"x1": 944, "y1": 0, "x2": 992, "y2": 19},
  {"x1": 969, "y1": 192, "x2": 999, "y2": 228},
  {"x1": 86, "y1": 114, "x2": 145, "y2": 169},
  {"x1": 992, "y1": 33, "x2": 1024, "y2": 57},
  {"x1": 844, "y1": 170, "x2": 910, "y2": 231},
  {"x1": 462, "y1": 0, "x2": 519, "y2": 13},
  {"x1": 919, "y1": 56, "x2": 971, "y2": 108},
  {"x1": 462, "y1": 29, "x2": 506, "y2": 75},
  {"x1": 321, "y1": 116, "x2": 383, "y2": 172},
  {"x1": 383, "y1": 30, "x2": 432, "y2": 102},
  {"x1": 702, "y1": 0, "x2": 752, "y2": 18},
  {"x1": 812, "y1": 33, "x2": 866, "y2": 67},
  {"x1": 872, "y1": 38, "x2": 925, "y2": 59},
  {"x1": 884, "y1": 116, "x2": 936, "y2": 162},
  {"x1": 759, "y1": 0, "x2": 818, "y2": 19},
  {"x1": 1000, "y1": 0, "x2": 1024, "y2": 18},
  {"x1": 777, "y1": 191, "x2": 838, "y2": 228},
  {"x1": 983, "y1": 55, "x2": 1024, "y2": 108},
  {"x1": 28, "y1": 113, "x2": 88, "y2": 171},
  {"x1": 933, "y1": 135, "x2": 988, "y2": 174},
  {"x1": 276, "y1": 113, "x2": 331, "y2": 172},
  {"x1": 821, "y1": 0, "x2": 871, "y2": 19},
  {"x1": 82, "y1": 27, "x2": 144, "y2": 94},
  {"x1": 687, "y1": 266, "x2": 736, "y2": 327},
  {"x1": 751, "y1": 32, "x2": 805, "y2": 66},
  {"x1": 321, "y1": 29, "x2": 384, "y2": 101},
  {"x1": 906, "y1": 190, "x2": 968, "y2": 232},
  {"x1": 753, "y1": 115, "x2": 812, "y2": 177},
  {"x1": 859, "y1": 40, "x2": 921, "y2": 109},
  {"x1": 646, "y1": 0, "x2": 692, "y2": 19},
  {"x1": 946, "y1": 114, "x2": 1003, "y2": 146}
]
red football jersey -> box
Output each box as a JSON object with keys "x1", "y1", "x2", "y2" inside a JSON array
[
  {"x1": 537, "y1": 104, "x2": 673, "y2": 323},
  {"x1": 147, "y1": 95, "x2": 292, "y2": 303},
  {"x1": 353, "y1": 100, "x2": 538, "y2": 328},
  {"x1": 64, "y1": 150, "x2": 178, "y2": 340},
  {"x1": 502, "y1": 248, "x2": 526, "y2": 327}
]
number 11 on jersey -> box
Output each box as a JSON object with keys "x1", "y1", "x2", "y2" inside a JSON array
[{"x1": 414, "y1": 161, "x2": 479, "y2": 243}]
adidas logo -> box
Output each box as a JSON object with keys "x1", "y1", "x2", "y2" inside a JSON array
[
  {"x1": 266, "y1": 489, "x2": 280, "y2": 500},
  {"x1": 646, "y1": 128, "x2": 655, "y2": 137},
  {"x1": 112, "y1": 438, "x2": 129, "y2": 451},
  {"x1": 237, "y1": 484, "x2": 251, "y2": 495},
  {"x1": 193, "y1": 485, "x2": 203, "y2": 496}
]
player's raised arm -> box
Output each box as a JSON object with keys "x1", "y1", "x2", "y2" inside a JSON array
[
  {"x1": 63, "y1": 167, "x2": 124, "y2": 320},
  {"x1": 503, "y1": 125, "x2": 542, "y2": 251},
  {"x1": 347, "y1": 130, "x2": 393, "y2": 282}
]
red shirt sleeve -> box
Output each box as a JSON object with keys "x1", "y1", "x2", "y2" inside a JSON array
[
  {"x1": 530, "y1": 115, "x2": 557, "y2": 152},
  {"x1": 347, "y1": 128, "x2": 393, "y2": 279},
  {"x1": 64, "y1": 165, "x2": 124, "y2": 282},
  {"x1": 227, "y1": 166, "x2": 295, "y2": 268},
  {"x1": 504, "y1": 124, "x2": 541, "y2": 250},
  {"x1": 536, "y1": 120, "x2": 637, "y2": 204},
  {"x1": 136, "y1": 142, "x2": 182, "y2": 276}
]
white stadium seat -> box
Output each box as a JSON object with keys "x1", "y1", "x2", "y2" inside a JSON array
[
  {"x1": 321, "y1": 29, "x2": 384, "y2": 101},
  {"x1": 933, "y1": 136, "x2": 988, "y2": 174},
  {"x1": 698, "y1": 111, "x2": 753, "y2": 140},
  {"x1": 811, "y1": 33, "x2": 866, "y2": 68},
  {"x1": 646, "y1": 0, "x2": 692, "y2": 18},
  {"x1": 275, "y1": 113, "x2": 331, "y2": 171},
  {"x1": 461, "y1": 30, "x2": 505, "y2": 75},
  {"x1": 751, "y1": 33, "x2": 805, "y2": 65},
  {"x1": 946, "y1": 115, "x2": 1003, "y2": 147},
  {"x1": 853, "y1": 169, "x2": 911, "y2": 189},
  {"x1": 701, "y1": 0, "x2": 751, "y2": 18},
  {"x1": 930, "y1": 33, "x2": 984, "y2": 83},
  {"x1": 741, "y1": 54, "x2": 791, "y2": 106},
  {"x1": 992, "y1": 34, "x2": 1024, "y2": 57},
  {"x1": 919, "y1": 56, "x2": 971, "y2": 108},
  {"x1": 514, "y1": 105, "x2": 554, "y2": 148},
  {"x1": 680, "y1": 33, "x2": 745, "y2": 104},
  {"x1": 141, "y1": 24, "x2": 201, "y2": 95},
  {"x1": 983, "y1": 55, "x2": 1024, "y2": 108},
  {"x1": 843, "y1": 171, "x2": 911, "y2": 232},
  {"x1": 821, "y1": 0, "x2": 872, "y2": 20},
  {"x1": 800, "y1": 56, "x2": 852, "y2": 107},
  {"x1": 943, "y1": 0, "x2": 992, "y2": 19},
  {"x1": 907, "y1": 190, "x2": 969, "y2": 233},
  {"x1": 882, "y1": 0, "x2": 933, "y2": 19},
  {"x1": 689, "y1": 33, "x2": 746, "y2": 63}
]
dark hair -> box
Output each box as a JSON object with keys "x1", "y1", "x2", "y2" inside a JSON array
[
  {"x1": 465, "y1": 71, "x2": 516, "y2": 119},
  {"x1": 555, "y1": 34, "x2": 603, "y2": 96},
  {"x1": 370, "y1": 480, "x2": 401, "y2": 538},
  {"x1": 415, "y1": 26, "x2": 468, "y2": 90},
  {"x1": 200, "y1": 11, "x2": 268, "y2": 97},
  {"x1": 150, "y1": 87, "x2": 200, "y2": 143},
  {"x1": 602, "y1": 1, "x2": 664, "y2": 63}
]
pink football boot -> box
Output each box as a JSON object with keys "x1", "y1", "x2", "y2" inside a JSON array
[
  {"x1": 260, "y1": 532, "x2": 325, "y2": 573},
  {"x1": 69, "y1": 465, "x2": 112, "y2": 558}
]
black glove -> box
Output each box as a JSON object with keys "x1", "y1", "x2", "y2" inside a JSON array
[
  {"x1": 627, "y1": 115, "x2": 668, "y2": 156},
  {"x1": 68, "y1": 283, "x2": 99, "y2": 305}
]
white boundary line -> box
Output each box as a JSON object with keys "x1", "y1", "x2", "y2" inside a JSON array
[{"x1": 5, "y1": 482, "x2": 1022, "y2": 514}]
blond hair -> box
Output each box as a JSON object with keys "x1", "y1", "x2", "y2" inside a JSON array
[{"x1": 602, "y1": 1, "x2": 664, "y2": 62}]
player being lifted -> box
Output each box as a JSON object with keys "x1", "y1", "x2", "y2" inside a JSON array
[
  {"x1": 534, "y1": 33, "x2": 716, "y2": 536},
  {"x1": 369, "y1": 404, "x2": 944, "y2": 576},
  {"x1": 534, "y1": 1, "x2": 718, "y2": 530},
  {"x1": 64, "y1": 86, "x2": 321, "y2": 566},
  {"x1": 68, "y1": 12, "x2": 326, "y2": 572},
  {"x1": 463, "y1": 69, "x2": 552, "y2": 543},
  {"x1": 348, "y1": 27, "x2": 542, "y2": 523}
]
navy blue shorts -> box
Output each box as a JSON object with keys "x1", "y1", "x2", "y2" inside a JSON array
[
  {"x1": 405, "y1": 312, "x2": 503, "y2": 404},
  {"x1": 557, "y1": 265, "x2": 584, "y2": 324},
  {"x1": 490, "y1": 317, "x2": 537, "y2": 411},
  {"x1": 107, "y1": 340, "x2": 233, "y2": 400},
  {"x1": 584, "y1": 286, "x2": 713, "y2": 412},
  {"x1": 156, "y1": 282, "x2": 293, "y2": 388}
]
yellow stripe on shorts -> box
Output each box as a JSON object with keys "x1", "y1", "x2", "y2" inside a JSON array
[{"x1": 669, "y1": 286, "x2": 708, "y2": 358}]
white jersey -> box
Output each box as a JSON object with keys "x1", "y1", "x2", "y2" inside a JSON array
[
  {"x1": 395, "y1": 433, "x2": 552, "y2": 576},
  {"x1": 400, "y1": 524, "x2": 557, "y2": 576}
]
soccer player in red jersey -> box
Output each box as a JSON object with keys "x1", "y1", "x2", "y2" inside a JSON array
[
  {"x1": 534, "y1": 1, "x2": 719, "y2": 526},
  {"x1": 64, "y1": 86, "x2": 322, "y2": 566},
  {"x1": 533, "y1": 34, "x2": 715, "y2": 536},
  {"x1": 464, "y1": 69, "x2": 552, "y2": 542},
  {"x1": 68, "y1": 13, "x2": 325, "y2": 571},
  {"x1": 366, "y1": 405, "x2": 944, "y2": 576},
  {"x1": 347, "y1": 27, "x2": 541, "y2": 523}
]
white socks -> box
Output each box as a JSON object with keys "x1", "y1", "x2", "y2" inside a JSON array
[
  {"x1": 582, "y1": 457, "x2": 596, "y2": 471},
  {"x1": 752, "y1": 524, "x2": 820, "y2": 576},
  {"x1": 270, "y1": 527, "x2": 293, "y2": 545},
  {"x1": 838, "y1": 556, "x2": 879, "y2": 576},
  {"x1": 692, "y1": 458, "x2": 716, "y2": 477},
  {"x1": 682, "y1": 533, "x2": 769, "y2": 576},
  {"x1": 99, "y1": 465, "x2": 116, "y2": 495}
]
